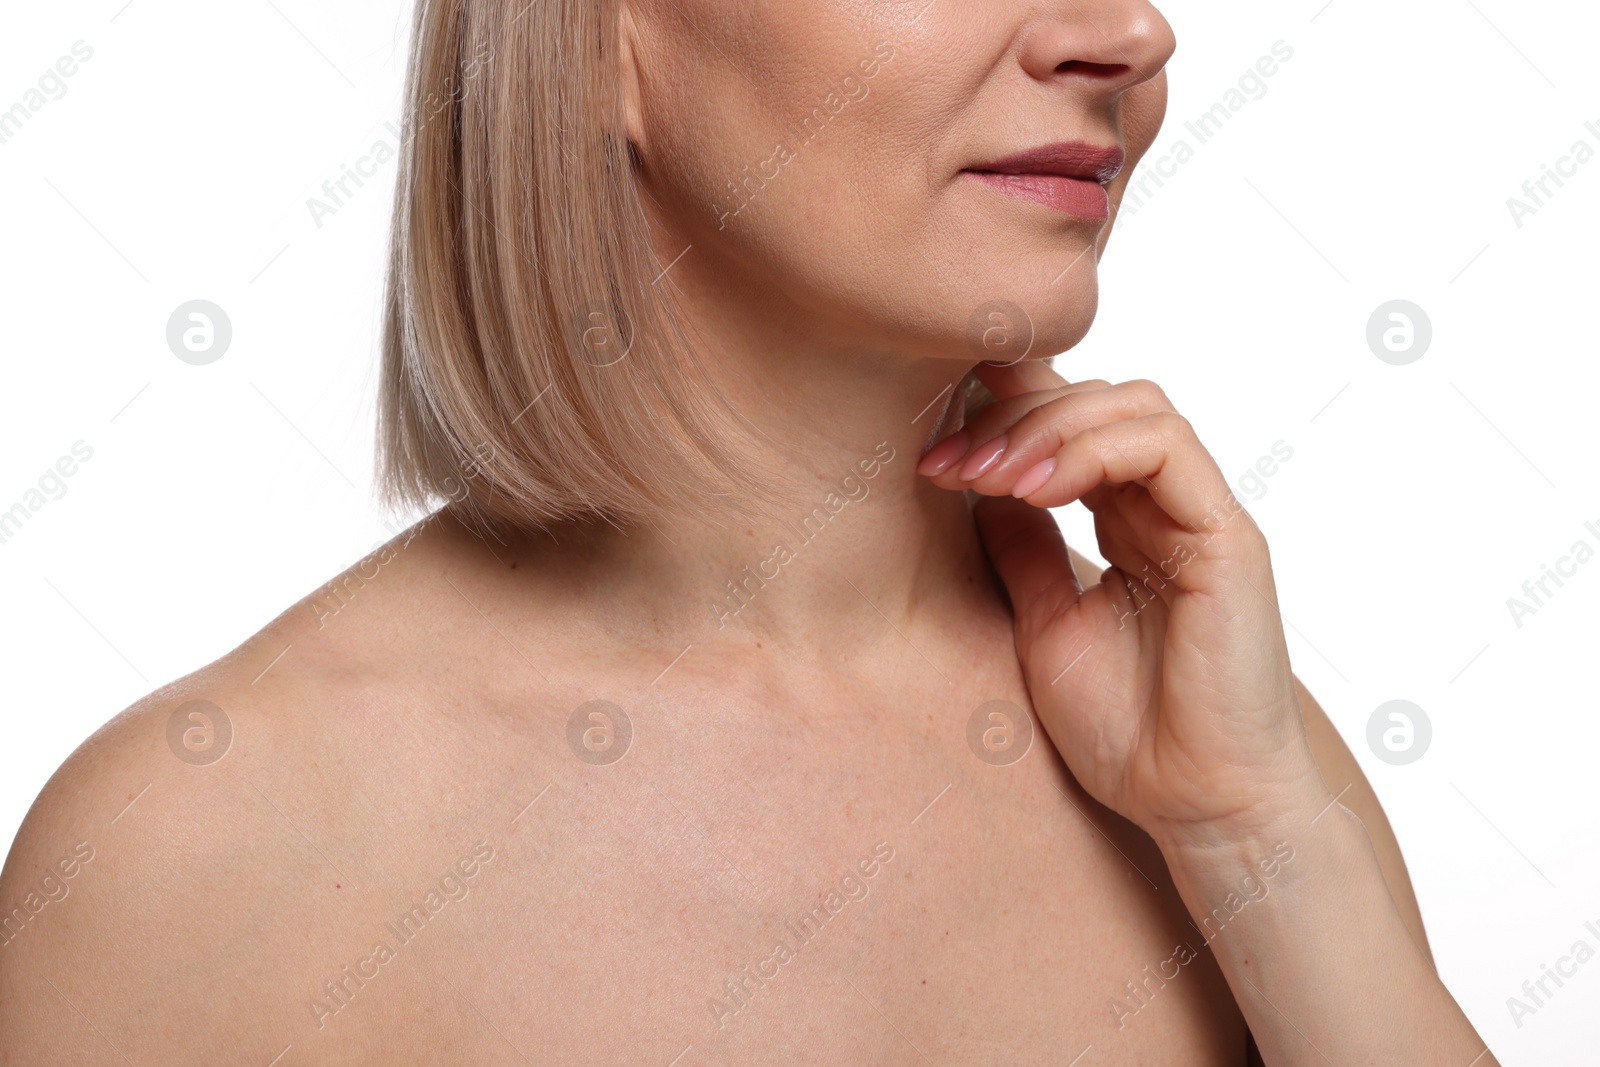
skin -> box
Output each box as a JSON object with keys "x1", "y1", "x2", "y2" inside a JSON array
[{"x1": 0, "y1": 0, "x2": 1495, "y2": 1063}]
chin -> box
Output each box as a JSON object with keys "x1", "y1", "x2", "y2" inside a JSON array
[{"x1": 952, "y1": 269, "x2": 1100, "y2": 364}]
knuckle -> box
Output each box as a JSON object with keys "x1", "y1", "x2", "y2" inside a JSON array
[
  {"x1": 1219, "y1": 510, "x2": 1270, "y2": 557},
  {"x1": 1152, "y1": 409, "x2": 1194, "y2": 439},
  {"x1": 1121, "y1": 378, "x2": 1175, "y2": 412}
]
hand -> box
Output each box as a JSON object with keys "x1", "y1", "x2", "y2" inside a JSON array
[{"x1": 920, "y1": 360, "x2": 1327, "y2": 848}]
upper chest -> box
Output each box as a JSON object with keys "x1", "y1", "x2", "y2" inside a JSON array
[{"x1": 286, "y1": 673, "x2": 1248, "y2": 1065}]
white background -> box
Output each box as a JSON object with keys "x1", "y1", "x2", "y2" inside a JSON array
[{"x1": 2, "y1": 0, "x2": 1597, "y2": 1061}]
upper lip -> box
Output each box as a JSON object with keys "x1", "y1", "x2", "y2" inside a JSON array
[{"x1": 965, "y1": 141, "x2": 1125, "y2": 183}]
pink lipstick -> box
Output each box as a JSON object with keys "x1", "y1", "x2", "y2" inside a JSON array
[{"x1": 962, "y1": 142, "x2": 1125, "y2": 220}]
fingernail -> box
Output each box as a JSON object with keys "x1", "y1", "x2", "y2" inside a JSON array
[
  {"x1": 917, "y1": 432, "x2": 970, "y2": 476},
  {"x1": 958, "y1": 435, "x2": 1008, "y2": 480},
  {"x1": 1011, "y1": 457, "x2": 1056, "y2": 499}
]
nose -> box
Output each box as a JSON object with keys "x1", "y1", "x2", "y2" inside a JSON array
[{"x1": 1016, "y1": 0, "x2": 1176, "y2": 100}]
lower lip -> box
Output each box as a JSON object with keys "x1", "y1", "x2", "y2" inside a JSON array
[{"x1": 963, "y1": 171, "x2": 1110, "y2": 220}]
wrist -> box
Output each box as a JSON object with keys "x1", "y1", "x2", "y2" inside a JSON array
[{"x1": 1147, "y1": 758, "x2": 1337, "y2": 861}]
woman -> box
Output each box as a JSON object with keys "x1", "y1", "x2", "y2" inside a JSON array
[{"x1": 0, "y1": 0, "x2": 1496, "y2": 1062}]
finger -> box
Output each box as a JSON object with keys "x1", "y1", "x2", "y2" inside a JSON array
[
  {"x1": 972, "y1": 495, "x2": 1083, "y2": 626},
  {"x1": 922, "y1": 380, "x2": 1162, "y2": 489},
  {"x1": 943, "y1": 379, "x2": 1178, "y2": 493},
  {"x1": 1085, "y1": 478, "x2": 1262, "y2": 576},
  {"x1": 972, "y1": 358, "x2": 1073, "y2": 401},
  {"x1": 1095, "y1": 555, "x2": 1172, "y2": 646},
  {"x1": 1085, "y1": 478, "x2": 1274, "y2": 610},
  {"x1": 1085, "y1": 481, "x2": 1195, "y2": 577},
  {"x1": 955, "y1": 379, "x2": 1113, "y2": 451},
  {"x1": 1092, "y1": 495, "x2": 1179, "y2": 614},
  {"x1": 1005, "y1": 412, "x2": 1253, "y2": 545},
  {"x1": 919, "y1": 379, "x2": 1113, "y2": 479}
]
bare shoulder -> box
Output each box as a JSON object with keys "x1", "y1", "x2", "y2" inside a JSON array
[
  {"x1": 0, "y1": 671, "x2": 280, "y2": 1055},
  {"x1": 0, "y1": 516, "x2": 539, "y2": 1061},
  {"x1": 1065, "y1": 542, "x2": 1435, "y2": 965}
]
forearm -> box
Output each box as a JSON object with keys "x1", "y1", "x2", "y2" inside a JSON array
[{"x1": 1155, "y1": 789, "x2": 1496, "y2": 1066}]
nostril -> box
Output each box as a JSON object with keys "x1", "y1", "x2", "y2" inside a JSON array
[{"x1": 1056, "y1": 60, "x2": 1128, "y2": 78}]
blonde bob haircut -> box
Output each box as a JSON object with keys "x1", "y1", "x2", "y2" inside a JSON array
[{"x1": 378, "y1": 0, "x2": 986, "y2": 533}]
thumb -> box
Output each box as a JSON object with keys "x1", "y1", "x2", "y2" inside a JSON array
[
  {"x1": 974, "y1": 494, "x2": 1083, "y2": 623},
  {"x1": 972, "y1": 356, "x2": 1072, "y2": 402}
]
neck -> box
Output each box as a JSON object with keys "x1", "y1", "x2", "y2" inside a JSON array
[
  {"x1": 447, "y1": 244, "x2": 1020, "y2": 664},
  {"x1": 460, "y1": 388, "x2": 1010, "y2": 667}
]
